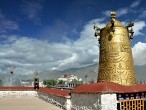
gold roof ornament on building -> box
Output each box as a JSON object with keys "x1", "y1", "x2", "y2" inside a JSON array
[{"x1": 94, "y1": 11, "x2": 136, "y2": 86}]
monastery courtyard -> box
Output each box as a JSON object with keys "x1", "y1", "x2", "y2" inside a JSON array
[{"x1": 0, "y1": 97, "x2": 62, "y2": 110}]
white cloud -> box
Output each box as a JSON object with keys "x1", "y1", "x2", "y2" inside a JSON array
[
  {"x1": 102, "y1": 0, "x2": 141, "y2": 17},
  {"x1": 21, "y1": 1, "x2": 43, "y2": 24},
  {"x1": 130, "y1": 0, "x2": 141, "y2": 8},
  {"x1": 0, "y1": 15, "x2": 145, "y2": 77},
  {"x1": 132, "y1": 42, "x2": 146, "y2": 65},
  {"x1": 133, "y1": 21, "x2": 146, "y2": 36},
  {"x1": 52, "y1": 18, "x2": 104, "y2": 70},
  {"x1": 38, "y1": 19, "x2": 72, "y2": 42},
  {"x1": 0, "y1": 18, "x2": 104, "y2": 75},
  {"x1": 117, "y1": 8, "x2": 128, "y2": 17},
  {"x1": 139, "y1": 10, "x2": 146, "y2": 18},
  {"x1": 57, "y1": 53, "x2": 79, "y2": 68},
  {"x1": 102, "y1": 8, "x2": 129, "y2": 17},
  {"x1": 102, "y1": 10, "x2": 111, "y2": 17},
  {"x1": 0, "y1": 10, "x2": 19, "y2": 33}
]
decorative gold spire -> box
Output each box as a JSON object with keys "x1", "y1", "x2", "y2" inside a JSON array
[
  {"x1": 111, "y1": 11, "x2": 116, "y2": 19},
  {"x1": 95, "y1": 11, "x2": 137, "y2": 86}
]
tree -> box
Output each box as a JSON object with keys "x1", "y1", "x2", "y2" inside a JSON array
[
  {"x1": 43, "y1": 79, "x2": 57, "y2": 88},
  {"x1": 0, "y1": 80, "x2": 2, "y2": 86},
  {"x1": 58, "y1": 80, "x2": 65, "y2": 85}
]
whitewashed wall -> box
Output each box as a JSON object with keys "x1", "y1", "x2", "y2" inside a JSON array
[
  {"x1": 0, "y1": 91, "x2": 37, "y2": 97},
  {"x1": 71, "y1": 93, "x2": 117, "y2": 110},
  {"x1": 101, "y1": 94, "x2": 117, "y2": 110},
  {"x1": 38, "y1": 91, "x2": 71, "y2": 110}
]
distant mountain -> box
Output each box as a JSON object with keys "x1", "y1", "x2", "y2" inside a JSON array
[
  {"x1": 45, "y1": 69, "x2": 62, "y2": 80},
  {"x1": 135, "y1": 65, "x2": 146, "y2": 81},
  {"x1": 46, "y1": 63, "x2": 146, "y2": 82},
  {"x1": 41, "y1": 63, "x2": 98, "y2": 82},
  {"x1": 1, "y1": 63, "x2": 145, "y2": 84},
  {"x1": 62, "y1": 63, "x2": 98, "y2": 81}
]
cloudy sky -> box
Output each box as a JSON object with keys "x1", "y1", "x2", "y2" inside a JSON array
[{"x1": 0, "y1": 0, "x2": 146, "y2": 75}]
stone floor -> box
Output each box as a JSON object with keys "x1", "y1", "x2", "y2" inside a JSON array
[{"x1": 0, "y1": 97, "x2": 63, "y2": 110}]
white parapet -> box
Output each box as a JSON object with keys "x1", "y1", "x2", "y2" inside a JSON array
[
  {"x1": 0, "y1": 91, "x2": 37, "y2": 97},
  {"x1": 64, "y1": 96, "x2": 72, "y2": 110}
]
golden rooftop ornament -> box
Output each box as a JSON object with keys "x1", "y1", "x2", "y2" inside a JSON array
[{"x1": 94, "y1": 11, "x2": 136, "y2": 85}]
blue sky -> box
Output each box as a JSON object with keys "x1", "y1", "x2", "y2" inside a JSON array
[
  {"x1": 1, "y1": 0, "x2": 145, "y2": 42},
  {"x1": 0, "y1": 0, "x2": 146, "y2": 76}
]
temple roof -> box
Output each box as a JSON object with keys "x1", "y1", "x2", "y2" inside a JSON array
[
  {"x1": 72, "y1": 82, "x2": 146, "y2": 93},
  {"x1": 1, "y1": 82, "x2": 146, "y2": 95},
  {"x1": 38, "y1": 87, "x2": 70, "y2": 97}
]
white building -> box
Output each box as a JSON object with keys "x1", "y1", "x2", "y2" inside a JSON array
[
  {"x1": 58, "y1": 74, "x2": 81, "y2": 83},
  {"x1": 20, "y1": 80, "x2": 45, "y2": 87}
]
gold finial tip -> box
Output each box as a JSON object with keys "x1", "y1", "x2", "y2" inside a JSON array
[{"x1": 111, "y1": 11, "x2": 116, "y2": 19}]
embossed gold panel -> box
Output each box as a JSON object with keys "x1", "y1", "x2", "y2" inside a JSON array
[{"x1": 97, "y1": 12, "x2": 136, "y2": 85}]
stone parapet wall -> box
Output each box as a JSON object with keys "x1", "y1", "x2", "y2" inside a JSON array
[
  {"x1": 0, "y1": 86, "x2": 118, "y2": 110},
  {"x1": 71, "y1": 93, "x2": 101, "y2": 110},
  {"x1": 71, "y1": 93, "x2": 117, "y2": 110},
  {"x1": 0, "y1": 87, "x2": 72, "y2": 110},
  {"x1": 38, "y1": 91, "x2": 71, "y2": 110},
  {"x1": 0, "y1": 89, "x2": 117, "y2": 110},
  {"x1": 0, "y1": 91, "x2": 37, "y2": 97}
]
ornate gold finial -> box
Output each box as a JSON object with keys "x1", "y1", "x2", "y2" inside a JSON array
[
  {"x1": 111, "y1": 11, "x2": 116, "y2": 19},
  {"x1": 96, "y1": 11, "x2": 137, "y2": 86},
  {"x1": 127, "y1": 21, "x2": 134, "y2": 40},
  {"x1": 110, "y1": 11, "x2": 116, "y2": 31},
  {"x1": 93, "y1": 23, "x2": 101, "y2": 42}
]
